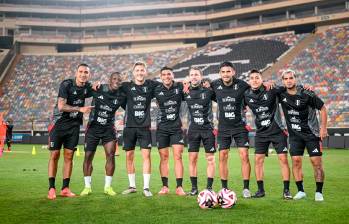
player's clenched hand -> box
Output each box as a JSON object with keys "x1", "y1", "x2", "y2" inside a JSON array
[
  {"x1": 319, "y1": 127, "x2": 328, "y2": 141},
  {"x1": 79, "y1": 106, "x2": 94, "y2": 113},
  {"x1": 92, "y1": 81, "x2": 101, "y2": 91}
]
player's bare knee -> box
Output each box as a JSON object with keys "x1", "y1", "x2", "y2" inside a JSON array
[
  {"x1": 219, "y1": 151, "x2": 229, "y2": 161},
  {"x1": 50, "y1": 151, "x2": 60, "y2": 161},
  {"x1": 106, "y1": 153, "x2": 114, "y2": 162},
  {"x1": 206, "y1": 155, "x2": 215, "y2": 165},
  {"x1": 160, "y1": 153, "x2": 169, "y2": 162},
  {"x1": 241, "y1": 155, "x2": 250, "y2": 163},
  {"x1": 174, "y1": 153, "x2": 182, "y2": 161}
]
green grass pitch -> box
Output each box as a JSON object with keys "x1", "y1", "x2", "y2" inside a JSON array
[{"x1": 0, "y1": 144, "x2": 349, "y2": 224}]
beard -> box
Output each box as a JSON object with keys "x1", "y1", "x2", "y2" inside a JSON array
[{"x1": 286, "y1": 84, "x2": 296, "y2": 90}]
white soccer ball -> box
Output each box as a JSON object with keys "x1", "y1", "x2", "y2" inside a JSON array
[
  {"x1": 217, "y1": 188, "x2": 237, "y2": 208},
  {"x1": 197, "y1": 189, "x2": 218, "y2": 209}
]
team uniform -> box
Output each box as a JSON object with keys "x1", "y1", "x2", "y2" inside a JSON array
[
  {"x1": 279, "y1": 87, "x2": 324, "y2": 157},
  {"x1": 5, "y1": 123, "x2": 13, "y2": 150},
  {"x1": 85, "y1": 84, "x2": 126, "y2": 151},
  {"x1": 211, "y1": 78, "x2": 250, "y2": 150},
  {"x1": 120, "y1": 80, "x2": 159, "y2": 150},
  {"x1": 49, "y1": 79, "x2": 92, "y2": 151},
  {"x1": 153, "y1": 82, "x2": 184, "y2": 149},
  {"x1": 244, "y1": 86, "x2": 288, "y2": 154},
  {"x1": 184, "y1": 85, "x2": 216, "y2": 153}
]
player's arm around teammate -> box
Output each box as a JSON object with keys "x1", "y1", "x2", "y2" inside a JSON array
[
  {"x1": 210, "y1": 62, "x2": 252, "y2": 198},
  {"x1": 48, "y1": 64, "x2": 93, "y2": 200},
  {"x1": 185, "y1": 67, "x2": 216, "y2": 196},
  {"x1": 244, "y1": 70, "x2": 292, "y2": 199},
  {"x1": 155, "y1": 67, "x2": 186, "y2": 195},
  {"x1": 121, "y1": 62, "x2": 159, "y2": 197},
  {"x1": 280, "y1": 69, "x2": 327, "y2": 201},
  {"x1": 81, "y1": 72, "x2": 126, "y2": 196}
]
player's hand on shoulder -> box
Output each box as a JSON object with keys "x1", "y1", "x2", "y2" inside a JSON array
[
  {"x1": 263, "y1": 80, "x2": 275, "y2": 90},
  {"x1": 303, "y1": 84, "x2": 314, "y2": 92},
  {"x1": 92, "y1": 81, "x2": 101, "y2": 91},
  {"x1": 182, "y1": 81, "x2": 190, "y2": 94},
  {"x1": 79, "y1": 106, "x2": 94, "y2": 113}
]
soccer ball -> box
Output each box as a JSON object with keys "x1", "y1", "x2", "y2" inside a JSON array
[
  {"x1": 217, "y1": 188, "x2": 237, "y2": 208},
  {"x1": 197, "y1": 189, "x2": 218, "y2": 209}
]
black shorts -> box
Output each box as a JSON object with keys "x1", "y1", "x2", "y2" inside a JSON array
[
  {"x1": 156, "y1": 128, "x2": 184, "y2": 149},
  {"x1": 5, "y1": 136, "x2": 12, "y2": 144},
  {"x1": 255, "y1": 132, "x2": 288, "y2": 155},
  {"x1": 217, "y1": 127, "x2": 249, "y2": 150},
  {"x1": 123, "y1": 127, "x2": 152, "y2": 151},
  {"x1": 289, "y1": 136, "x2": 322, "y2": 157},
  {"x1": 85, "y1": 125, "x2": 116, "y2": 152},
  {"x1": 188, "y1": 129, "x2": 216, "y2": 153},
  {"x1": 49, "y1": 125, "x2": 80, "y2": 151}
]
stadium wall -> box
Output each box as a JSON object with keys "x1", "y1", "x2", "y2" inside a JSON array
[{"x1": 20, "y1": 44, "x2": 57, "y2": 54}]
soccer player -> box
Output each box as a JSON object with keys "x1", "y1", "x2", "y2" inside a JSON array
[
  {"x1": 47, "y1": 63, "x2": 94, "y2": 200},
  {"x1": 210, "y1": 61, "x2": 252, "y2": 198},
  {"x1": 244, "y1": 69, "x2": 292, "y2": 199},
  {"x1": 5, "y1": 118, "x2": 13, "y2": 151},
  {"x1": 280, "y1": 69, "x2": 327, "y2": 201},
  {"x1": 154, "y1": 66, "x2": 186, "y2": 196},
  {"x1": 184, "y1": 67, "x2": 216, "y2": 196},
  {"x1": 80, "y1": 72, "x2": 126, "y2": 196},
  {"x1": 120, "y1": 62, "x2": 159, "y2": 197}
]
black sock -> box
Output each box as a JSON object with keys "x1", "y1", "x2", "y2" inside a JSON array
[
  {"x1": 257, "y1": 180, "x2": 264, "y2": 192},
  {"x1": 161, "y1": 177, "x2": 168, "y2": 187},
  {"x1": 49, "y1": 177, "x2": 55, "y2": 189},
  {"x1": 316, "y1": 182, "x2": 323, "y2": 193},
  {"x1": 283, "y1": 181, "x2": 290, "y2": 191},
  {"x1": 207, "y1": 178, "x2": 214, "y2": 190},
  {"x1": 243, "y1": 179, "x2": 250, "y2": 189},
  {"x1": 296, "y1": 181, "x2": 304, "y2": 192},
  {"x1": 221, "y1": 179, "x2": 228, "y2": 189},
  {"x1": 62, "y1": 178, "x2": 70, "y2": 190},
  {"x1": 190, "y1": 176, "x2": 197, "y2": 189},
  {"x1": 176, "y1": 178, "x2": 183, "y2": 188}
]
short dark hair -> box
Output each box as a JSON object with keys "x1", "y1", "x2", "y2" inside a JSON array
[
  {"x1": 219, "y1": 61, "x2": 235, "y2": 70},
  {"x1": 111, "y1": 71, "x2": 121, "y2": 77},
  {"x1": 160, "y1": 66, "x2": 173, "y2": 73},
  {"x1": 250, "y1": 69, "x2": 261, "y2": 74},
  {"x1": 77, "y1": 63, "x2": 89, "y2": 69},
  {"x1": 202, "y1": 78, "x2": 211, "y2": 83},
  {"x1": 189, "y1": 67, "x2": 203, "y2": 76}
]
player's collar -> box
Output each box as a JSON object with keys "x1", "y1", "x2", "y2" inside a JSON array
[
  {"x1": 220, "y1": 78, "x2": 236, "y2": 87},
  {"x1": 162, "y1": 81, "x2": 175, "y2": 90},
  {"x1": 190, "y1": 83, "x2": 201, "y2": 90}
]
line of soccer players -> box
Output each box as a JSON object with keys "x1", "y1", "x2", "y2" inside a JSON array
[{"x1": 47, "y1": 61, "x2": 327, "y2": 202}]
